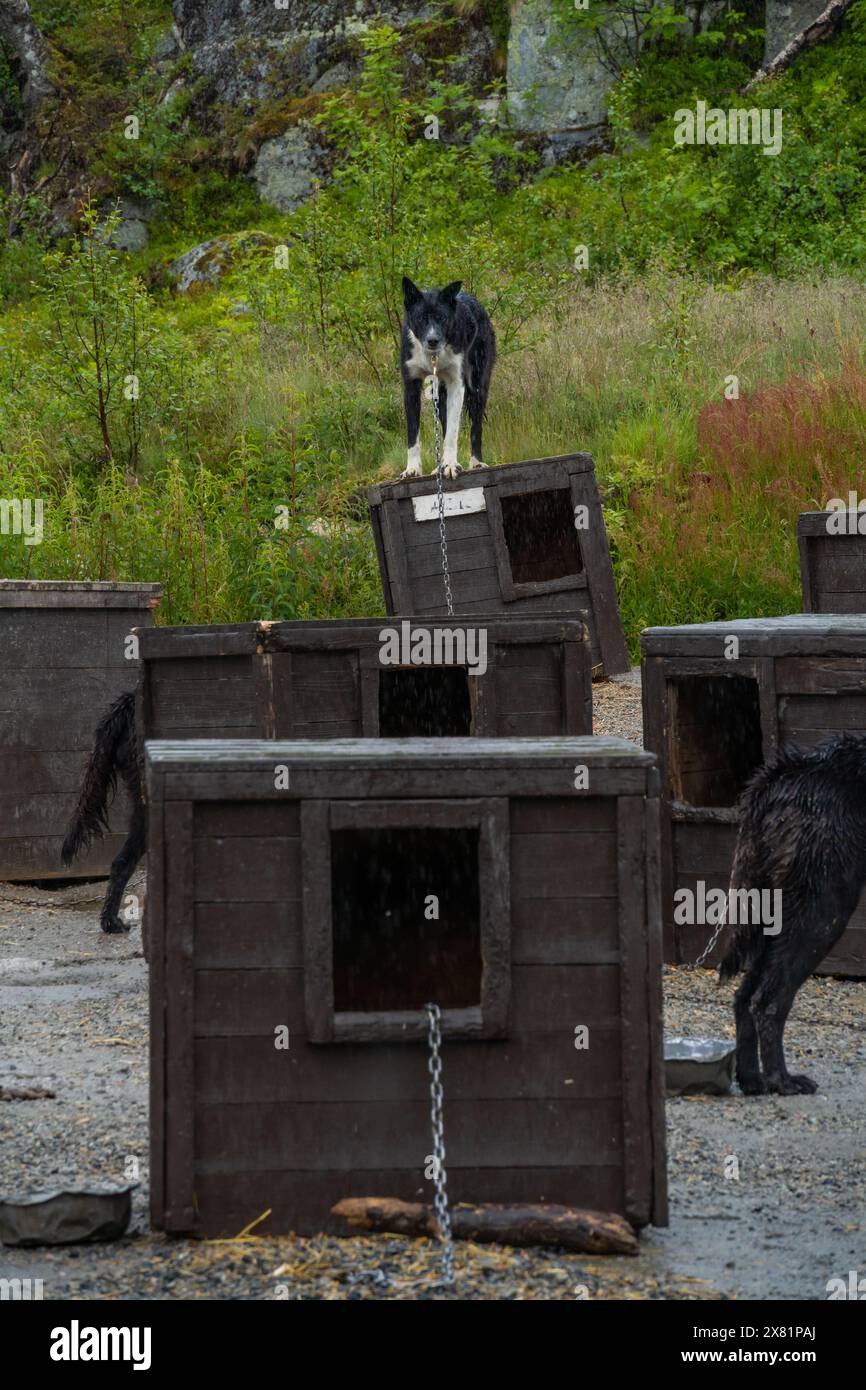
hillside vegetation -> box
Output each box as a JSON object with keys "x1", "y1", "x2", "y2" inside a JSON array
[{"x1": 2, "y1": 1, "x2": 866, "y2": 648}]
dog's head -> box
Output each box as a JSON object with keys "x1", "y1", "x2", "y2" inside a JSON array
[{"x1": 402, "y1": 277, "x2": 462, "y2": 353}]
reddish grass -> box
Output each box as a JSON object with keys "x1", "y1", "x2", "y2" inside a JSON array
[{"x1": 696, "y1": 355, "x2": 866, "y2": 507}]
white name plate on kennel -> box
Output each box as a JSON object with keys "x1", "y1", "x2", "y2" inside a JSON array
[{"x1": 412, "y1": 488, "x2": 486, "y2": 523}]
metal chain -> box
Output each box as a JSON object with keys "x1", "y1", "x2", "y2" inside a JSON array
[
  {"x1": 692, "y1": 894, "x2": 730, "y2": 968},
  {"x1": 429, "y1": 359, "x2": 454, "y2": 618},
  {"x1": 425, "y1": 1002, "x2": 455, "y2": 1287}
]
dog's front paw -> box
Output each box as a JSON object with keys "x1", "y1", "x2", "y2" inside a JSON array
[
  {"x1": 468, "y1": 456, "x2": 487, "y2": 470},
  {"x1": 441, "y1": 461, "x2": 461, "y2": 480},
  {"x1": 401, "y1": 466, "x2": 422, "y2": 480},
  {"x1": 101, "y1": 916, "x2": 131, "y2": 935},
  {"x1": 766, "y1": 1073, "x2": 818, "y2": 1095}
]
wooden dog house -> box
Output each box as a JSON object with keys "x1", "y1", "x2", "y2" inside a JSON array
[
  {"x1": 146, "y1": 736, "x2": 667, "y2": 1237},
  {"x1": 0, "y1": 580, "x2": 160, "y2": 879},
  {"x1": 366, "y1": 455, "x2": 630, "y2": 678},
  {"x1": 799, "y1": 510, "x2": 866, "y2": 613},
  {"x1": 137, "y1": 615, "x2": 592, "y2": 741},
  {"x1": 641, "y1": 614, "x2": 866, "y2": 976}
]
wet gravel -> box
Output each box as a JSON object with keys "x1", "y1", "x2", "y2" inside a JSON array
[{"x1": 1, "y1": 886, "x2": 863, "y2": 1300}]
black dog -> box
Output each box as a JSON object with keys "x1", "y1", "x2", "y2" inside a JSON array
[
  {"x1": 400, "y1": 277, "x2": 496, "y2": 479},
  {"x1": 62, "y1": 690, "x2": 145, "y2": 934},
  {"x1": 720, "y1": 734, "x2": 866, "y2": 1094}
]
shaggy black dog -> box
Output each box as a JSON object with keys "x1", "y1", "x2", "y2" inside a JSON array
[
  {"x1": 61, "y1": 689, "x2": 144, "y2": 934},
  {"x1": 721, "y1": 733, "x2": 866, "y2": 1095},
  {"x1": 400, "y1": 277, "x2": 496, "y2": 480}
]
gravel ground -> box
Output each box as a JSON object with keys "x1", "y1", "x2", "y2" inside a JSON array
[
  {"x1": 1, "y1": 678, "x2": 863, "y2": 1300},
  {"x1": 592, "y1": 670, "x2": 644, "y2": 746}
]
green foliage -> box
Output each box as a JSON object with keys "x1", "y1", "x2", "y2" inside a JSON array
[
  {"x1": 239, "y1": 25, "x2": 570, "y2": 379},
  {"x1": 35, "y1": 202, "x2": 187, "y2": 471}
]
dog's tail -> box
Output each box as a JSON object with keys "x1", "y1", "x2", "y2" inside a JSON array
[
  {"x1": 61, "y1": 690, "x2": 136, "y2": 865},
  {"x1": 718, "y1": 763, "x2": 777, "y2": 982}
]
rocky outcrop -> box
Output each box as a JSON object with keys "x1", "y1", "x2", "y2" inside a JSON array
[
  {"x1": 507, "y1": 1, "x2": 611, "y2": 141},
  {"x1": 0, "y1": 0, "x2": 55, "y2": 116},
  {"x1": 252, "y1": 126, "x2": 323, "y2": 212},
  {"x1": 171, "y1": 1, "x2": 495, "y2": 111},
  {"x1": 164, "y1": 231, "x2": 277, "y2": 293},
  {"x1": 763, "y1": 0, "x2": 832, "y2": 65}
]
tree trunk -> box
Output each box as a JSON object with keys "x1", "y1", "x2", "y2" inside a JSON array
[
  {"x1": 331, "y1": 1197, "x2": 639, "y2": 1255},
  {"x1": 744, "y1": 0, "x2": 856, "y2": 91}
]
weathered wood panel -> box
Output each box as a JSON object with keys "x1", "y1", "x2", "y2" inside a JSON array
[
  {"x1": 367, "y1": 456, "x2": 629, "y2": 677},
  {"x1": 148, "y1": 739, "x2": 666, "y2": 1235},
  {"x1": 0, "y1": 582, "x2": 159, "y2": 879},
  {"x1": 140, "y1": 616, "x2": 592, "y2": 745}
]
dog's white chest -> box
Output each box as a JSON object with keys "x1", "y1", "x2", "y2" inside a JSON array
[{"x1": 405, "y1": 331, "x2": 463, "y2": 386}]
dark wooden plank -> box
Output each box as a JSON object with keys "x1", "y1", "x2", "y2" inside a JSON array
[
  {"x1": 673, "y1": 821, "x2": 739, "y2": 875},
  {"x1": 411, "y1": 565, "x2": 502, "y2": 610},
  {"x1": 193, "y1": 836, "x2": 301, "y2": 901},
  {"x1": 192, "y1": 1029, "x2": 624, "y2": 1104},
  {"x1": 511, "y1": 832, "x2": 616, "y2": 898},
  {"x1": 511, "y1": 898, "x2": 619, "y2": 964},
  {"x1": 779, "y1": 695, "x2": 866, "y2": 734},
  {"x1": 0, "y1": 832, "x2": 126, "y2": 880},
  {"x1": 511, "y1": 796, "x2": 616, "y2": 834},
  {"x1": 194, "y1": 901, "x2": 302, "y2": 970},
  {"x1": 568, "y1": 472, "x2": 630, "y2": 676},
  {"x1": 163, "y1": 799, "x2": 195, "y2": 1229},
  {"x1": 148, "y1": 792, "x2": 166, "y2": 1229},
  {"x1": 399, "y1": 509, "x2": 491, "y2": 551},
  {"x1": 139, "y1": 624, "x2": 259, "y2": 660},
  {"x1": 193, "y1": 965, "x2": 624, "y2": 1038},
  {"x1": 617, "y1": 795, "x2": 653, "y2": 1227},
  {"x1": 300, "y1": 800, "x2": 332, "y2": 1043},
  {"x1": 194, "y1": 801, "x2": 300, "y2": 838},
  {"x1": 194, "y1": 1097, "x2": 624, "y2": 1171},
  {"x1": 774, "y1": 657, "x2": 866, "y2": 695},
  {"x1": 644, "y1": 787, "x2": 668, "y2": 1226},
  {"x1": 162, "y1": 765, "x2": 653, "y2": 802}
]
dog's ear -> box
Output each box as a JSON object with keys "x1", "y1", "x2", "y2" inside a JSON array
[
  {"x1": 402, "y1": 276, "x2": 423, "y2": 309},
  {"x1": 441, "y1": 280, "x2": 462, "y2": 304}
]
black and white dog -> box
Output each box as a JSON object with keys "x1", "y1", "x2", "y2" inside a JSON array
[
  {"x1": 401, "y1": 277, "x2": 496, "y2": 479},
  {"x1": 721, "y1": 734, "x2": 866, "y2": 1095}
]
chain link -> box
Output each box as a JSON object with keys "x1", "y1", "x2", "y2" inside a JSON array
[
  {"x1": 425, "y1": 1001, "x2": 455, "y2": 1287},
  {"x1": 429, "y1": 359, "x2": 454, "y2": 618},
  {"x1": 692, "y1": 893, "x2": 730, "y2": 968}
]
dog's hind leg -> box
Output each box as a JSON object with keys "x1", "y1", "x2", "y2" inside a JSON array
[
  {"x1": 100, "y1": 797, "x2": 146, "y2": 935},
  {"x1": 752, "y1": 971, "x2": 815, "y2": 1095},
  {"x1": 733, "y1": 962, "x2": 764, "y2": 1094},
  {"x1": 401, "y1": 377, "x2": 423, "y2": 478}
]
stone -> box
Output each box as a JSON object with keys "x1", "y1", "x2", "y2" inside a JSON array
[
  {"x1": 164, "y1": 231, "x2": 278, "y2": 294},
  {"x1": 507, "y1": 0, "x2": 612, "y2": 135},
  {"x1": 763, "y1": 0, "x2": 829, "y2": 66},
  {"x1": 100, "y1": 197, "x2": 152, "y2": 253},
  {"x1": 310, "y1": 61, "x2": 353, "y2": 94},
  {"x1": 252, "y1": 126, "x2": 322, "y2": 212}
]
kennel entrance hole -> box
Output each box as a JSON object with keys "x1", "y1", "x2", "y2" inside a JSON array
[
  {"x1": 668, "y1": 674, "x2": 763, "y2": 807},
  {"x1": 378, "y1": 666, "x2": 473, "y2": 736},
  {"x1": 331, "y1": 826, "x2": 482, "y2": 1012},
  {"x1": 500, "y1": 488, "x2": 583, "y2": 586}
]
